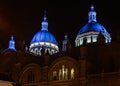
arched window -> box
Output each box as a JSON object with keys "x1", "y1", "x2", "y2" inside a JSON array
[
  {"x1": 35, "y1": 48, "x2": 38, "y2": 55},
  {"x1": 71, "y1": 68, "x2": 74, "y2": 79},
  {"x1": 51, "y1": 49, "x2": 54, "y2": 55},
  {"x1": 52, "y1": 65, "x2": 75, "y2": 81},
  {"x1": 38, "y1": 49, "x2": 41, "y2": 56},
  {"x1": 28, "y1": 71, "x2": 34, "y2": 83}
]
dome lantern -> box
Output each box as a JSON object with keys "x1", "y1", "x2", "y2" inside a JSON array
[
  {"x1": 88, "y1": 4, "x2": 97, "y2": 23},
  {"x1": 41, "y1": 11, "x2": 48, "y2": 31}
]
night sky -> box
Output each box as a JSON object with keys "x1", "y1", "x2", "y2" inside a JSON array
[{"x1": 0, "y1": 0, "x2": 119, "y2": 49}]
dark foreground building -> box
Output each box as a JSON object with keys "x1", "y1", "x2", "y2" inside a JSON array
[{"x1": 0, "y1": 5, "x2": 120, "y2": 86}]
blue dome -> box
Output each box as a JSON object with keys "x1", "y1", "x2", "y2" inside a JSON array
[
  {"x1": 75, "y1": 5, "x2": 111, "y2": 47},
  {"x1": 30, "y1": 30, "x2": 58, "y2": 45},
  {"x1": 78, "y1": 22, "x2": 109, "y2": 35},
  {"x1": 29, "y1": 13, "x2": 59, "y2": 56}
]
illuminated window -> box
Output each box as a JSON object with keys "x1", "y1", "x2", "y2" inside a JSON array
[
  {"x1": 65, "y1": 68, "x2": 68, "y2": 79},
  {"x1": 105, "y1": 39, "x2": 107, "y2": 43},
  {"x1": 46, "y1": 42, "x2": 50, "y2": 46},
  {"x1": 40, "y1": 42, "x2": 44, "y2": 45},
  {"x1": 51, "y1": 50, "x2": 54, "y2": 54},
  {"x1": 109, "y1": 39, "x2": 111, "y2": 42},
  {"x1": 45, "y1": 48, "x2": 47, "y2": 53},
  {"x1": 30, "y1": 49, "x2": 33, "y2": 52},
  {"x1": 71, "y1": 68, "x2": 74, "y2": 79},
  {"x1": 92, "y1": 35, "x2": 97, "y2": 42},
  {"x1": 28, "y1": 71, "x2": 34, "y2": 83},
  {"x1": 59, "y1": 69, "x2": 62, "y2": 80},
  {"x1": 38, "y1": 50, "x2": 41, "y2": 56},
  {"x1": 34, "y1": 42, "x2": 39, "y2": 46},
  {"x1": 35, "y1": 48, "x2": 38, "y2": 55},
  {"x1": 53, "y1": 71, "x2": 57, "y2": 80},
  {"x1": 87, "y1": 36, "x2": 91, "y2": 43},
  {"x1": 80, "y1": 38, "x2": 83, "y2": 45},
  {"x1": 33, "y1": 49, "x2": 36, "y2": 54},
  {"x1": 51, "y1": 44, "x2": 54, "y2": 47},
  {"x1": 62, "y1": 65, "x2": 65, "y2": 80},
  {"x1": 59, "y1": 65, "x2": 68, "y2": 80}
]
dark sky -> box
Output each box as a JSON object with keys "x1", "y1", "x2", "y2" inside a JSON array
[{"x1": 0, "y1": 0, "x2": 119, "y2": 49}]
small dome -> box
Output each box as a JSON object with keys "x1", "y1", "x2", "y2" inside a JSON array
[
  {"x1": 78, "y1": 22, "x2": 110, "y2": 35},
  {"x1": 30, "y1": 30, "x2": 58, "y2": 45}
]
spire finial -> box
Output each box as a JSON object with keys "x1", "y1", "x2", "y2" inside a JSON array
[
  {"x1": 44, "y1": 10, "x2": 47, "y2": 21},
  {"x1": 11, "y1": 35, "x2": 14, "y2": 40},
  {"x1": 65, "y1": 34, "x2": 68, "y2": 39}
]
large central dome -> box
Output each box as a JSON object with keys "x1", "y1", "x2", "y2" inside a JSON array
[
  {"x1": 30, "y1": 30, "x2": 58, "y2": 45},
  {"x1": 75, "y1": 5, "x2": 111, "y2": 46},
  {"x1": 29, "y1": 13, "x2": 59, "y2": 56}
]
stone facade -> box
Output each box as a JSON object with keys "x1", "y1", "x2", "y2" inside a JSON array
[{"x1": 0, "y1": 41, "x2": 120, "y2": 86}]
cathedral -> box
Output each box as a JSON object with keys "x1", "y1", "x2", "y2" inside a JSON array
[{"x1": 0, "y1": 5, "x2": 120, "y2": 86}]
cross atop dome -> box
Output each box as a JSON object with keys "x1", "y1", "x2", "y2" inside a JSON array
[{"x1": 43, "y1": 10, "x2": 47, "y2": 21}]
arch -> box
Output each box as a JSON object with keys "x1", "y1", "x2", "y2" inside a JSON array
[
  {"x1": 48, "y1": 56, "x2": 79, "y2": 81},
  {"x1": 19, "y1": 63, "x2": 41, "y2": 84},
  {"x1": 50, "y1": 56, "x2": 79, "y2": 68}
]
